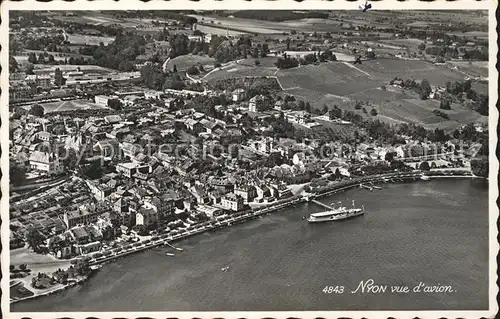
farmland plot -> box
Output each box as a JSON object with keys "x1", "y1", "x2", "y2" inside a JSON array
[
  {"x1": 347, "y1": 86, "x2": 415, "y2": 103},
  {"x1": 356, "y1": 59, "x2": 466, "y2": 85},
  {"x1": 277, "y1": 63, "x2": 383, "y2": 96},
  {"x1": 448, "y1": 61, "x2": 488, "y2": 78}
]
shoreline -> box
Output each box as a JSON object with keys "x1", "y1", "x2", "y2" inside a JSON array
[
  {"x1": 10, "y1": 267, "x2": 99, "y2": 305},
  {"x1": 10, "y1": 171, "x2": 483, "y2": 304}
]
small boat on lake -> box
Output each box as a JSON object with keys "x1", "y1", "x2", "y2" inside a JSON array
[{"x1": 166, "y1": 253, "x2": 175, "y2": 256}]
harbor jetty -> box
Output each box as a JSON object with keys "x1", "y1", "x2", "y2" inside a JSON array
[{"x1": 309, "y1": 199, "x2": 334, "y2": 210}]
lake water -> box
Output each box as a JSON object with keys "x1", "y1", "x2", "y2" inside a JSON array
[{"x1": 12, "y1": 179, "x2": 489, "y2": 312}]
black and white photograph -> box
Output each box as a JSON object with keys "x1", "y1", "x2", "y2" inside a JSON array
[{"x1": 1, "y1": 1, "x2": 497, "y2": 317}]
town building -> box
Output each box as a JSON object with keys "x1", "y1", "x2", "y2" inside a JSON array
[
  {"x1": 249, "y1": 94, "x2": 271, "y2": 112},
  {"x1": 234, "y1": 185, "x2": 257, "y2": 203},
  {"x1": 232, "y1": 88, "x2": 246, "y2": 102},
  {"x1": 116, "y1": 162, "x2": 140, "y2": 178},
  {"x1": 136, "y1": 207, "x2": 159, "y2": 227},
  {"x1": 63, "y1": 207, "x2": 101, "y2": 228},
  {"x1": 9, "y1": 85, "x2": 33, "y2": 101},
  {"x1": 95, "y1": 95, "x2": 113, "y2": 106},
  {"x1": 37, "y1": 75, "x2": 52, "y2": 89},
  {"x1": 29, "y1": 151, "x2": 64, "y2": 175},
  {"x1": 221, "y1": 193, "x2": 245, "y2": 212}
]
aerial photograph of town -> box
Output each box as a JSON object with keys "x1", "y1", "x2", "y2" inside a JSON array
[{"x1": 7, "y1": 9, "x2": 490, "y2": 312}]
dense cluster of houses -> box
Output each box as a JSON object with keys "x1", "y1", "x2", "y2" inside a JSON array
[{"x1": 9, "y1": 60, "x2": 479, "y2": 261}]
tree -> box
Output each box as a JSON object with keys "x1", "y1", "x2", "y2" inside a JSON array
[
  {"x1": 334, "y1": 168, "x2": 342, "y2": 179},
  {"x1": 163, "y1": 72, "x2": 185, "y2": 90},
  {"x1": 326, "y1": 108, "x2": 334, "y2": 120},
  {"x1": 419, "y1": 161, "x2": 430, "y2": 171},
  {"x1": 107, "y1": 99, "x2": 122, "y2": 111},
  {"x1": 418, "y1": 43, "x2": 426, "y2": 51},
  {"x1": 473, "y1": 94, "x2": 488, "y2": 116},
  {"x1": 420, "y1": 79, "x2": 431, "y2": 100},
  {"x1": 19, "y1": 264, "x2": 27, "y2": 271},
  {"x1": 75, "y1": 259, "x2": 91, "y2": 276},
  {"x1": 439, "y1": 97, "x2": 451, "y2": 110},
  {"x1": 322, "y1": 104, "x2": 328, "y2": 114},
  {"x1": 370, "y1": 108, "x2": 378, "y2": 116},
  {"x1": 28, "y1": 52, "x2": 37, "y2": 64},
  {"x1": 54, "y1": 68, "x2": 66, "y2": 86},
  {"x1": 140, "y1": 64, "x2": 164, "y2": 90},
  {"x1": 83, "y1": 161, "x2": 103, "y2": 180},
  {"x1": 186, "y1": 65, "x2": 200, "y2": 75},
  {"x1": 305, "y1": 102, "x2": 312, "y2": 113},
  {"x1": 385, "y1": 152, "x2": 396, "y2": 162},
  {"x1": 254, "y1": 59, "x2": 261, "y2": 66},
  {"x1": 38, "y1": 53, "x2": 45, "y2": 64},
  {"x1": 10, "y1": 161, "x2": 27, "y2": 186},
  {"x1": 26, "y1": 228, "x2": 45, "y2": 253},
  {"x1": 25, "y1": 63, "x2": 35, "y2": 75},
  {"x1": 9, "y1": 56, "x2": 19, "y2": 72},
  {"x1": 29, "y1": 104, "x2": 45, "y2": 117},
  {"x1": 471, "y1": 157, "x2": 488, "y2": 177},
  {"x1": 298, "y1": 100, "x2": 305, "y2": 110},
  {"x1": 10, "y1": 265, "x2": 15, "y2": 272},
  {"x1": 58, "y1": 147, "x2": 79, "y2": 169}
]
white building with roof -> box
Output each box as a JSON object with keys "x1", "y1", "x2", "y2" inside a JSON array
[{"x1": 29, "y1": 151, "x2": 64, "y2": 175}]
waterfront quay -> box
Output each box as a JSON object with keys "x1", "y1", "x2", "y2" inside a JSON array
[
  {"x1": 87, "y1": 169, "x2": 473, "y2": 267},
  {"x1": 88, "y1": 196, "x2": 305, "y2": 266}
]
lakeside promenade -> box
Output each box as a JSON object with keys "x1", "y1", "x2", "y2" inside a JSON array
[
  {"x1": 10, "y1": 169, "x2": 480, "y2": 304},
  {"x1": 86, "y1": 169, "x2": 476, "y2": 267}
]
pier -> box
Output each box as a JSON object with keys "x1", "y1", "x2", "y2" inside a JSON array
[
  {"x1": 310, "y1": 199, "x2": 334, "y2": 210},
  {"x1": 359, "y1": 183, "x2": 373, "y2": 191}
]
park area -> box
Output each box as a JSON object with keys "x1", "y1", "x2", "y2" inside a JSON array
[{"x1": 166, "y1": 54, "x2": 216, "y2": 71}]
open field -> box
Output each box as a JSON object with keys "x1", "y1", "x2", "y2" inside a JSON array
[
  {"x1": 204, "y1": 60, "x2": 277, "y2": 82},
  {"x1": 196, "y1": 24, "x2": 249, "y2": 36},
  {"x1": 35, "y1": 99, "x2": 110, "y2": 113},
  {"x1": 14, "y1": 55, "x2": 67, "y2": 63},
  {"x1": 67, "y1": 33, "x2": 115, "y2": 46},
  {"x1": 447, "y1": 61, "x2": 488, "y2": 78},
  {"x1": 190, "y1": 14, "x2": 345, "y2": 34},
  {"x1": 210, "y1": 58, "x2": 470, "y2": 92},
  {"x1": 190, "y1": 15, "x2": 286, "y2": 34},
  {"x1": 51, "y1": 13, "x2": 145, "y2": 28},
  {"x1": 379, "y1": 39, "x2": 425, "y2": 51},
  {"x1": 166, "y1": 55, "x2": 217, "y2": 71},
  {"x1": 449, "y1": 31, "x2": 488, "y2": 40},
  {"x1": 237, "y1": 57, "x2": 280, "y2": 68},
  {"x1": 273, "y1": 58, "x2": 486, "y2": 131}
]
